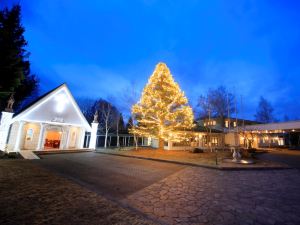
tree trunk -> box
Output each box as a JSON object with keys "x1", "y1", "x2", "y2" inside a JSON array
[
  {"x1": 116, "y1": 120, "x2": 120, "y2": 147},
  {"x1": 159, "y1": 138, "x2": 164, "y2": 150},
  {"x1": 134, "y1": 134, "x2": 138, "y2": 150},
  {"x1": 104, "y1": 130, "x2": 108, "y2": 148}
]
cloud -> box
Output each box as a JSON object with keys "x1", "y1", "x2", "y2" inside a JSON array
[
  {"x1": 187, "y1": 60, "x2": 291, "y2": 119},
  {"x1": 17, "y1": 0, "x2": 300, "y2": 121},
  {"x1": 52, "y1": 64, "x2": 131, "y2": 99}
]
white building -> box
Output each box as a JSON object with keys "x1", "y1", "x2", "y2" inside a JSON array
[
  {"x1": 0, "y1": 84, "x2": 91, "y2": 152},
  {"x1": 224, "y1": 121, "x2": 300, "y2": 149}
]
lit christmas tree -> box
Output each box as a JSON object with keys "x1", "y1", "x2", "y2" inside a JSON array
[{"x1": 131, "y1": 62, "x2": 194, "y2": 148}]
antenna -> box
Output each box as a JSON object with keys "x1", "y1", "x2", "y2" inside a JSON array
[
  {"x1": 241, "y1": 95, "x2": 245, "y2": 129},
  {"x1": 234, "y1": 92, "x2": 239, "y2": 146},
  {"x1": 227, "y1": 92, "x2": 230, "y2": 132}
]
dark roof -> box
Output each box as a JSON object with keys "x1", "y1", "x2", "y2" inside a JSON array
[
  {"x1": 192, "y1": 125, "x2": 223, "y2": 133},
  {"x1": 13, "y1": 83, "x2": 66, "y2": 118}
]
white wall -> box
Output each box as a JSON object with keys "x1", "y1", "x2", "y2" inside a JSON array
[
  {"x1": 23, "y1": 123, "x2": 40, "y2": 150},
  {"x1": 151, "y1": 138, "x2": 159, "y2": 148},
  {"x1": 7, "y1": 122, "x2": 19, "y2": 151}
]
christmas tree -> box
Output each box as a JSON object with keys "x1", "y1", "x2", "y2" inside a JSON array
[{"x1": 131, "y1": 62, "x2": 194, "y2": 148}]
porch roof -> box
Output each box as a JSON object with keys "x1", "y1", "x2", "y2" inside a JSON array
[{"x1": 243, "y1": 120, "x2": 300, "y2": 132}]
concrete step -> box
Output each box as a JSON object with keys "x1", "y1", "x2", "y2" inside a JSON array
[
  {"x1": 20, "y1": 151, "x2": 40, "y2": 160},
  {"x1": 35, "y1": 149, "x2": 93, "y2": 155}
]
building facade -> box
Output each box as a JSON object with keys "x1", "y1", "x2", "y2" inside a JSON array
[
  {"x1": 234, "y1": 121, "x2": 300, "y2": 149},
  {"x1": 199, "y1": 117, "x2": 259, "y2": 131},
  {"x1": 0, "y1": 84, "x2": 91, "y2": 152}
]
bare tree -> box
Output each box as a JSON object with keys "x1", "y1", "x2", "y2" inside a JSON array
[
  {"x1": 120, "y1": 81, "x2": 139, "y2": 116},
  {"x1": 120, "y1": 81, "x2": 140, "y2": 149},
  {"x1": 115, "y1": 113, "x2": 125, "y2": 147},
  {"x1": 198, "y1": 86, "x2": 235, "y2": 155},
  {"x1": 198, "y1": 86, "x2": 235, "y2": 123},
  {"x1": 95, "y1": 99, "x2": 119, "y2": 148},
  {"x1": 107, "y1": 95, "x2": 126, "y2": 148}
]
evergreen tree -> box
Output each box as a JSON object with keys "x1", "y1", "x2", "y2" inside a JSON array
[
  {"x1": 118, "y1": 113, "x2": 125, "y2": 133},
  {"x1": 283, "y1": 114, "x2": 290, "y2": 122},
  {"x1": 131, "y1": 62, "x2": 194, "y2": 148},
  {"x1": 77, "y1": 97, "x2": 96, "y2": 123},
  {"x1": 254, "y1": 96, "x2": 276, "y2": 123},
  {"x1": 0, "y1": 4, "x2": 38, "y2": 111},
  {"x1": 125, "y1": 116, "x2": 133, "y2": 132}
]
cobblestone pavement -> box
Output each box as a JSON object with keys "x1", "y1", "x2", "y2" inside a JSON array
[
  {"x1": 0, "y1": 160, "x2": 156, "y2": 225},
  {"x1": 125, "y1": 167, "x2": 300, "y2": 225}
]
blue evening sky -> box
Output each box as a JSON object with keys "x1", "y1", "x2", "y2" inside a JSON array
[{"x1": 2, "y1": 0, "x2": 300, "y2": 120}]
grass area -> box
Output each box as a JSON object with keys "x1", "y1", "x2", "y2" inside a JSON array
[
  {"x1": 97, "y1": 148, "x2": 289, "y2": 169},
  {"x1": 0, "y1": 160, "x2": 155, "y2": 225},
  {"x1": 97, "y1": 148, "x2": 232, "y2": 167},
  {"x1": 0, "y1": 151, "x2": 23, "y2": 159}
]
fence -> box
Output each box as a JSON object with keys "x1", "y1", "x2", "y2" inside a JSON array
[{"x1": 83, "y1": 133, "x2": 149, "y2": 149}]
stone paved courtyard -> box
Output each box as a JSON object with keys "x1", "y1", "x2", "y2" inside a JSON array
[
  {"x1": 125, "y1": 167, "x2": 300, "y2": 225},
  {"x1": 1, "y1": 152, "x2": 300, "y2": 225}
]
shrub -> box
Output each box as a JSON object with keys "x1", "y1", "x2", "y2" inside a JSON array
[
  {"x1": 191, "y1": 148, "x2": 204, "y2": 153},
  {"x1": 240, "y1": 148, "x2": 256, "y2": 158}
]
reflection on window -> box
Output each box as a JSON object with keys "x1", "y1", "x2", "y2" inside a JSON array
[{"x1": 26, "y1": 128, "x2": 34, "y2": 141}]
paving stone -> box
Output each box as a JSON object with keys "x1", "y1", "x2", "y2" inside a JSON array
[{"x1": 125, "y1": 167, "x2": 300, "y2": 225}]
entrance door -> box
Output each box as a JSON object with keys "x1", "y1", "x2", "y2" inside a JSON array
[{"x1": 44, "y1": 130, "x2": 62, "y2": 149}]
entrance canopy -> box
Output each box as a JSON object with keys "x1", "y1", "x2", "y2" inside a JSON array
[{"x1": 11, "y1": 84, "x2": 91, "y2": 131}]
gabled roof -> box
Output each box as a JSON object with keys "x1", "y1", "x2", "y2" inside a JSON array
[{"x1": 12, "y1": 84, "x2": 91, "y2": 131}]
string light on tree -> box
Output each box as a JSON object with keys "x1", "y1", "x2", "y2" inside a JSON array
[{"x1": 130, "y1": 62, "x2": 194, "y2": 148}]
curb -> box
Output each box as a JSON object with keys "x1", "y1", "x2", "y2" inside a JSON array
[
  {"x1": 95, "y1": 151, "x2": 291, "y2": 171},
  {"x1": 35, "y1": 149, "x2": 93, "y2": 156}
]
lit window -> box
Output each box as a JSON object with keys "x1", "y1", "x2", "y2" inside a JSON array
[
  {"x1": 278, "y1": 139, "x2": 284, "y2": 146},
  {"x1": 211, "y1": 137, "x2": 218, "y2": 146},
  {"x1": 204, "y1": 122, "x2": 206, "y2": 126},
  {"x1": 225, "y1": 121, "x2": 229, "y2": 127},
  {"x1": 233, "y1": 121, "x2": 237, "y2": 127},
  {"x1": 212, "y1": 121, "x2": 216, "y2": 125}
]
